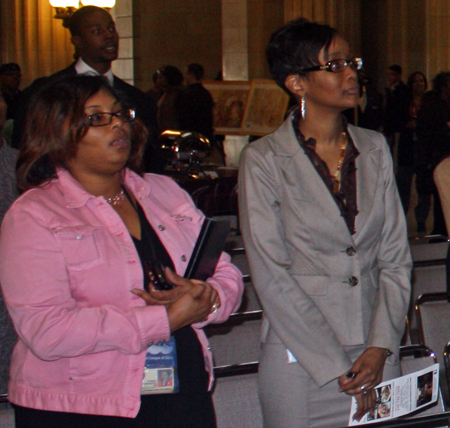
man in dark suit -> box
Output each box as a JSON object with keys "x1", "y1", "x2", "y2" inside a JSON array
[
  {"x1": 175, "y1": 63, "x2": 226, "y2": 163},
  {"x1": 12, "y1": 6, "x2": 163, "y2": 173},
  {"x1": 175, "y1": 63, "x2": 214, "y2": 142},
  {"x1": 383, "y1": 64, "x2": 409, "y2": 150}
]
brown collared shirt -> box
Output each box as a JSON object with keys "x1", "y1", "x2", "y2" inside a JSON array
[{"x1": 292, "y1": 108, "x2": 359, "y2": 235}]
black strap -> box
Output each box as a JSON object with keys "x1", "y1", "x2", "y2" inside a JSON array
[{"x1": 124, "y1": 187, "x2": 175, "y2": 291}]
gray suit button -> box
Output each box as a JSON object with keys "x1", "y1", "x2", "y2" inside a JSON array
[
  {"x1": 347, "y1": 276, "x2": 358, "y2": 286},
  {"x1": 346, "y1": 246, "x2": 356, "y2": 256}
]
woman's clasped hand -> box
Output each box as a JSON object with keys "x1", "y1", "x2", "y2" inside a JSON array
[
  {"x1": 338, "y1": 347, "x2": 389, "y2": 421},
  {"x1": 131, "y1": 267, "x2": 221, "y2": 331}
]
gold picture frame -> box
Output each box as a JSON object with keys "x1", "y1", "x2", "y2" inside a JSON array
[
  {"x1": 203, "y1": 80, "x2": 252, "y2": 135},
  {"x1": 241, "y1": 79, "x2": 290, "y2": 136}
]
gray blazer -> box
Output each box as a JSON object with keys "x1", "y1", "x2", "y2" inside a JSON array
[{"x1": 238, "y1": 115, "x2": 412, "y2": 387}]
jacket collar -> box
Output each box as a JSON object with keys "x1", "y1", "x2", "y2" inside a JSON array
[
  {"x1": 272, "y1": 113, "x2": 381, "y2": 240},
  {"x1": 347, "y1": 126, "x2": 381, "y2": 239},
  {"x1": 56, "y1": 168, "x2": 151, "y2": 209}
]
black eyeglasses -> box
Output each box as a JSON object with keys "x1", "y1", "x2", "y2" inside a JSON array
[
  {"x1": 299, "y1": 58, "x2": 363, "y2": 74},
  {"x1": 88, "y1": 109, "x2": 136, "y2": 127}
]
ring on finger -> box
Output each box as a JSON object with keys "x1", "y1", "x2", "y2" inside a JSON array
[
  {"x1": 211, "y1": 303, "x2": 219, "y2": 313},
  {"x1": 150, "y1": 287, "x2": 157, "y2": 294}
]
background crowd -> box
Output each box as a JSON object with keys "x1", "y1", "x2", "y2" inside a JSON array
[{"x1": 1, "y1": 6, "x2": 450, "y2": 428}]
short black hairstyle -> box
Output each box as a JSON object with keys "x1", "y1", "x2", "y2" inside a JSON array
[
  {"x1": 68, "y1": 6, "x2": 110, "y2": 37},
  {"x1": 388, "y1": 64, "x2": 402, "y2": 75},
  {"x1": 432, "y1": 71, "x2": 450, "y2": 94},
  {"x1": 187, "y1": 63, "x2": 205, "y2": 81},
  {"x1": 157, "y1": 65, "x2": 183, "y2": 87},
  {"x1": 0, "y1": 63, "x2": 21, "y2": 75},
  {"x1": 266, "y1": 17, "x2": 337, "y2": 93}
]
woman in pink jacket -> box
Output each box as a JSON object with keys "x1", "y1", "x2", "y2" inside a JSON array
[{"x1": 0, "y1": 75, "x2": 243, "y2": 428}]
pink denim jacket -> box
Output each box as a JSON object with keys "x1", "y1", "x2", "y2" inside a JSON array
[{"x1": 0, "y1": 168, "x2": 243, "y2": 418}]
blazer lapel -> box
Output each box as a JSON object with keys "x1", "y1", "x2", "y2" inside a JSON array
[
  {"x1": 348, "y1": 125, "x2": 382, "y2": 238},
  {"x1": 274, "y1": 116, "x2": 352, "y2": 237}
]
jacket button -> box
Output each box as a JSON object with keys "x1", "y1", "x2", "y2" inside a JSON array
[
  {"x1": 158, "y1": 225, "x2": 165, "y2": 231},
  {"x1": 347, "y1": 276, "x2": 358, "y2": 287},
  {"x1": 346, "y1": 246, "x2": 356, "y2": 256},
  {"x1": 181, "y1": 255, "x2": 187, "y2": 262}
]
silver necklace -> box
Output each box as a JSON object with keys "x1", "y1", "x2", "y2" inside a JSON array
[{"x1": 105, "y1": 189, "x2": 125, "y2": 206}]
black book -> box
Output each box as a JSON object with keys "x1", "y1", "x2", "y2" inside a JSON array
[{"x1": 185, "y1": 218, "x2": 230, "y2": 281}]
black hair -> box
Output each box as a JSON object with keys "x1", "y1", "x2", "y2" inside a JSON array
[
  {"x1": 266, "y1": 17, "x2": 337, "y2": 93},
  {"x1": 432, "y1": 71, "x2": 450, "y2": 94},
  {"x1": 68, "y1": 6, "x2": 110, "y2": 37},
  {"x1": 0, "y1": 63, "x2": 21, "y2": 75},
  {"x1": 388, "y1": 64, "x2": 402, "y2": 75},
  {"x1": 187, "y1": 63, "x2": 205, "y2": 81},
  {"x1": 157, "y1": 65, "x2": 184, "y2": 87}
]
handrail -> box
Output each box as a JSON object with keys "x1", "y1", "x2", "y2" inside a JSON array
[
  {"x1": 400, "y1": 344, "x2": 436, "y2": 360},
  {"x1": 214, "y1": 362, "x2": 258, "y2": 378},
  {"x1": 226, "y1": 247, "x2": 245, "y2": 255},
  {"x1": 409, "y1": 234, "x2": 449, "y2": 243},
  {"x1": 205, "y1": 310, "x2": 262, "y2": 330},
  {"x1": 229, "y1": 310, "x2": 263, "y2": 321},
  {"x1": 413, "y1": 259, "x2": 447, "y2": 268}
]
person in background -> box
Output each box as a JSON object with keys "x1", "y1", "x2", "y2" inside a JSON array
[
  {"x1": 343, "y1": 72, "x2": 383, "y2": 132},
  {"x1": 0, "y1": 75, "x2": 243, "y2": 428},
  {"x1": 0, "y1": 90, "x2": 18, "y2": 222},
  {"x1": 384, "y1": 64, "x2": 409, "y2": 151},
  {"x1": 12, "y1": 6, "x2": 162, "y2": 174},
  {"x1": 395, "y1": 71, "x2": 428, "y2": 229},
  {"x1": 0, "y1": 63, "x2": 22, "y2": 120},
  {"x1": 416, "y1": 71, "x2": 450, "y2": 236},
  {"x1": 0, "y1": 88, "x2": 18, "y2": 405},
  {"x1": 434, "y1": 154, "x2": 450, "y2": 240},
  {"x1": 156, "y1": 65, "x2": 184, "y2": 133},
  {"x1": 239, "y1": 18, "x2": 411, "y2": 428},
  {"x1": 176, "y1": 63, "x2": 214, "y2": 143},
  {"x1": 146, "y1": 71, "x2": 165, "y2": 104},
  {"x1": 176, "y1": 63, "x2": 225, "y2": 164}
]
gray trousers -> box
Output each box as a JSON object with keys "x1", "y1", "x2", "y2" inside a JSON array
[{"x1": 258, "y1": 342, "x2": 400, "y2": 428}]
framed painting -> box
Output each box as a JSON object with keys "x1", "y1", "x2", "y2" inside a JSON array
[
  {"x1": 241, "y1": 79, "x2": 290, "y2": 136},
  {"x1": 202, "y1": 80, "x2": 251, "y2": 135}
]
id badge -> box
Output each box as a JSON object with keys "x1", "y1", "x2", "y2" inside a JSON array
[{"x1": 141, "y1": 335, "x2": 179, "y2": 395}]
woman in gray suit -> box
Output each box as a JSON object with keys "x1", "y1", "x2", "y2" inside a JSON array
[{"x1": 238, "y1": 18, "x2": 411, "y2": 428}]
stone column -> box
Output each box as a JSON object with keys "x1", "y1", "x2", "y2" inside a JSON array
[
  {"x1": 222, "y1": 0, "x2": 249, "y2": 81},
  {"x1": 111, "y1": 0, "x2": 134, "y2": 84},
  {"x1": 221, "y1": 0, "x2": 249, "y2": 167}
]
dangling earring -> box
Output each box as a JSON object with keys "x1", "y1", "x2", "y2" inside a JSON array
[{"x1": 301, "y1": 95, "x2": 306, "y2": 119}]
